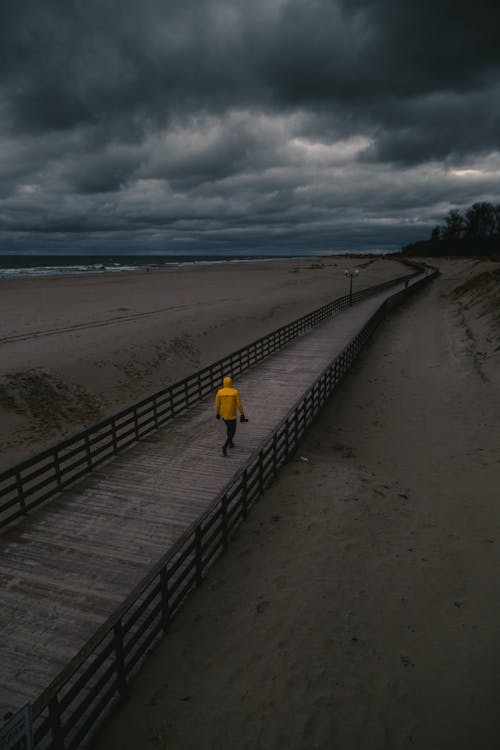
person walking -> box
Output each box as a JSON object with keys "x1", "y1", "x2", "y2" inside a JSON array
[{"x1": 215, "y1": 376, "x2": 248, "y2": 456}]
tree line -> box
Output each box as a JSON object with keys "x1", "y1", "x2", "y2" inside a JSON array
[
  {"x1": 402, "y1": 201, "x2": 499, "y2": 256},
  {"x1": 431, "y1": 202, "x2": 500, "y2": 243}
]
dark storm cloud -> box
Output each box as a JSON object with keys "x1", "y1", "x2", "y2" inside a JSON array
[
  {"x1": 1, "y1": 0, "x2": 262, "y2": 133},
  {"x1": 4, "y1": 0, "x2": 498, "y2": 138},
  {"x1": 0, "y1": 0, "x2": 499, "y2": 253}
]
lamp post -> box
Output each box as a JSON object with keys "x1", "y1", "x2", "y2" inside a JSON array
[{"x1": 344, "y1": 268, "x2": 359, "y2": 306}]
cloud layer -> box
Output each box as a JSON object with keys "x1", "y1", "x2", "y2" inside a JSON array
[{"x1": 1, "y1": 0, "x2": 499, "y2": 254}]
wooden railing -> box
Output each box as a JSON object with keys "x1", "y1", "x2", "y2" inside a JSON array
[
  {"x1": 29, "y1": 268, "x2": 438, "y2": 749},
  {"x1": 0, "y1": 269, "x2": 418, "y2": 530}
]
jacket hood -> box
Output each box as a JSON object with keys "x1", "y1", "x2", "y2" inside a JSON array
[{"x1": 223, "y1": 376, "x2": 232, "y2": 387}]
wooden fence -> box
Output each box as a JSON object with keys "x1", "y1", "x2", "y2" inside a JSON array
[
  {"x1": 0, "y1": 270, "x2": 417, "y2": 530},
  {"x1": 28, "y1": 268, "x2": 438, "y2": 749}
]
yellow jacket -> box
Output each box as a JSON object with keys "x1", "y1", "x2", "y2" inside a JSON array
[{"x1": 215, "y1": 376, "x2": 245, "y2": 420}]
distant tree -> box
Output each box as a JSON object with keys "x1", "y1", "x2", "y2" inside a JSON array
[
  {"x1": 465, "y1": 201, "x2": 496, "y2": 239},
  {"x1": 442, "y1": 209, "x2": 464, "y2": 241},
  {"x1": 484, "y1": 203, "x2": 496, "y2": 236},
  {"x1": 405, "y1": 200, "x2": 499, "y2": 257},
  {"x1": 495, "y1": 205, "x2": 500, "y2": 236},
  {"x1": 430, "y1": 225, "x2": 441, "y2": 242}
]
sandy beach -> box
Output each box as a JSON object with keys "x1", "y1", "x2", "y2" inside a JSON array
[
  {"x1": 0, "y1": 256, "x2": 405, "y2": 469},
  {"x1": 87, "y1": 256, "x2": 499, "y2": 750},
  {"x1": 1, "y1": 255, "x2": 498, "y2": 748}
]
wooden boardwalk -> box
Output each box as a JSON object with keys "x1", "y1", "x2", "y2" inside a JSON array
[{"x1": 0, "y1": 279, "x2": 421, "y2": 716}]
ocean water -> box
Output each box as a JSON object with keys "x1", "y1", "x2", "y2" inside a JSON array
[
  {"x1": 0, "y1": 253, "x2": 310, "y2": 279},
  {"x1": 0, "y1": 249, "x2": 388, "y2": 279},
  {"x1": 0, "y1": 263, "x2": 140, "y2": 279}
]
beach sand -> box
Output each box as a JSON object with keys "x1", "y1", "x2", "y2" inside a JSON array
[
  {"x1": 89, "y1": 256, "x2": 499, "y2": 750},
  {"x1": 0, "y1": 256, "x2": 405, "y2": 469}
]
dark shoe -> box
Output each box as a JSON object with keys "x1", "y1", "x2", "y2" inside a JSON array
[
  {"x1": 222, "y1": 444, "x2": 227, "y2": 457},
  {"x1": 229, "y1": 442, "x2": 234, "y2": 449}
]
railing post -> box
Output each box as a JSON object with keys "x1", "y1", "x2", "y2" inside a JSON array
[
  {"x1": 324, "y1": 368, "x2": 330, "y2": 398},
  {"x1": 85, "y1": 434, "x2": 93, "y2": 470},
  {"x1": 53, "y1": 450, "x2": 62, "y2": 490},
  {"x1": 272, "y1": 434, "x2": 278, "y2": 475},
  {"x1": 113, "y1": 620, "x2": 128, "y2": 699},
  {"x1": 195, "y1": 526, "x2": 203, "y2": 585},
  {"x1": 303, "y1": 393, "x2": 309, "y2": 427},
  {"x1": 16, "y1": 469, "x2": 27, "y2": 515},
  {"x1": 112, "y1": 419, "x2": 118, "y2": 452},
  {"x1": 48, "y1": 695, "x2": 65, "y2": 750},
  {"x1": 160, "y1": 567, "x2": 170, "y2": 633},
  {"x1": 221, "y1": 494, "x2": 228, "y2": 551},
  {"x1": 241, "y1": 470, "x2": 248, "y2": 520},
  {"x1": 297, "y1": 403, "x2": 303, "y2": 442},
  {"x1": 258, "y1": 451, "x2": 264, "y2": 494}
]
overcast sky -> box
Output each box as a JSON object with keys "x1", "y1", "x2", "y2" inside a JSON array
[{"x1": 1, "y1": 0, "x2": 499, "y2": 255}]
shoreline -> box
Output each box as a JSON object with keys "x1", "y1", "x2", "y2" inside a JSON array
[{"x1": 0, "y1": 251, "x2": 398, "y2": 280}]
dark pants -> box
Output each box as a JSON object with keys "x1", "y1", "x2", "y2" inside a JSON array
[{"x1": 223, "y1": 418, "x2": 237, "y2": 450}]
